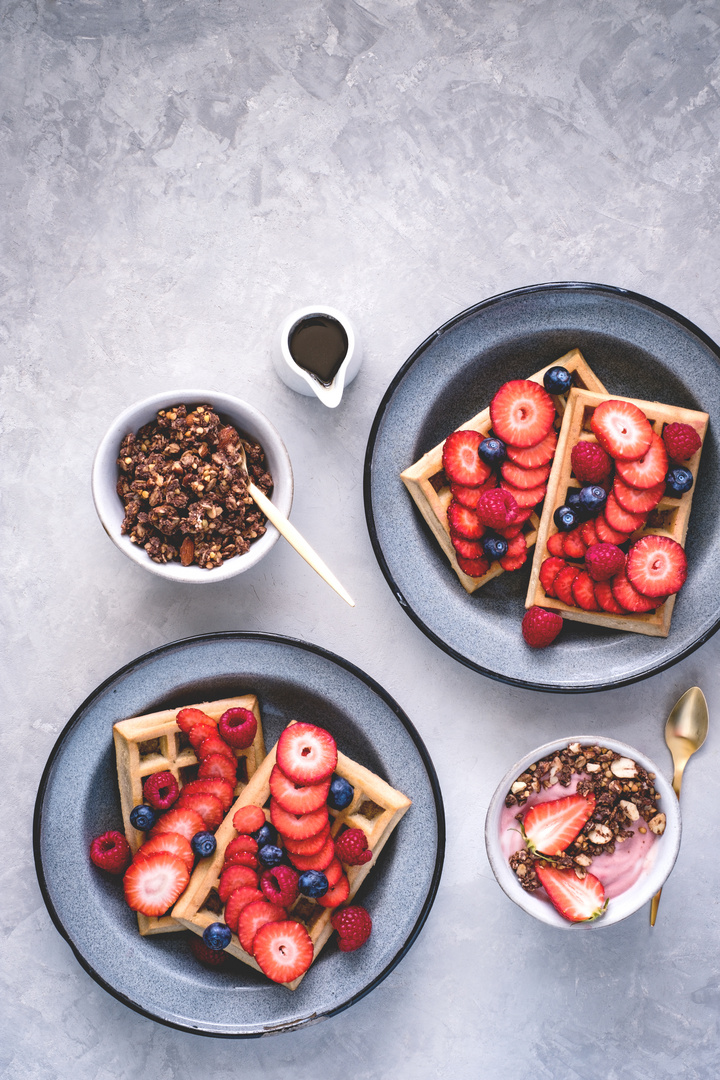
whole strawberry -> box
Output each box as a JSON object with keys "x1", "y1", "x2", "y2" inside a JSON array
[
  {"x1": 585, "y1": 543, "x2": 626, "y2": 582},
  {"x1": 331, "y1": 905, "x2": 373, "y2": 952},
  {"x1": 334, "y1": 828, "x2": 373, "y2": 866},
  {"x1": 89, "y1": 830, "x2": 131, "y2": 874},
  {"x1": 662, "y1": 422, "x2": 701, "y2": 462},
  {"x1": 570, "y1": 441, "x2": 612, "y2": 482},
  {"x1": 521, "y1": 607, "x2": 563, "y2": 648},
  {"x1": 476, "y1": 488, "x2": 518, "y2": 530}
]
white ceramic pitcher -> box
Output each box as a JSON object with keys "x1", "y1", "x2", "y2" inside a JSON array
[{"x1": 273, "y1": 305, "x2": 362, "y2": 408}]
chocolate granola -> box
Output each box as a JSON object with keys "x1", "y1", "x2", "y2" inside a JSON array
[
  {"x1": 116, "y1": 404, "x2": 273, "y2": 569},
  {"x1": 505, "y1": 742, "x2": 666, "y2": 891}
]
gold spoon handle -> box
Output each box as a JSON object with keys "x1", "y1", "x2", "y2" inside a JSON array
[{"x1": 650, "y1": 763, "x2": 686, "y2": 925}]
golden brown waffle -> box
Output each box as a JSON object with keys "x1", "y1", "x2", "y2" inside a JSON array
[
  {"x1": 526, "y1": 388, "x2": 709, "y2": 636},
  {"x1": 172, "y1": 723, "x2": 412, "y2": 990},
  {"x1": 400, "y1": 349, "x2": 608, "y2": 593},
  {"x1": 113, "y1": 696, "x2": 265, "y2": 935}
]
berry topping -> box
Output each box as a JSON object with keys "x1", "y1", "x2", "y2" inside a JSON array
[
  {"x1": 604, "y1": 492, "x2": 646, "y2": 535},
  {"x1": 225, "y1": 835, "x2": 259, "y2": 858},
  {"x1": 298, "y1": 869, "x2": 329, "y2": 897},
  {"x1": 253, "y1": 821, "x2": 278, "y2": 848},
  {"x1": 218, "y1": 864, "x2": 259, "y2": 901},
  {"x1": 318, "y1": 873, "x2": 351, "y2": 908},
  {"x1": 189, "y1": 933, "x2": 227, "y2": 967},
  {"x1": 269, "y1": 765, "x2": 331, "y2": 815},
  {"x1": 187, "y1": 723, "x2": 217, "y2": 751},
  {"x1": 577, "y1": 485, "x2": 607, "y2": 515},
  {"x1": 543, "y1": 365, "x2": 573, "y2": 396},
  {"x1": 482, "y1": 533, "x2": 509, "y2": 562},
  {"x1": 218, "y1": 707, "x2": 258, "y2": 749},
  {"x1": 233, "y1": 805, "x2": 267, "y2": 835},
  {"x1": 334, "y1": 828, "x2": 373, "y2": 866},
  {"x1": 456, "y1": 554, "x2": 491, "y2": 578},
  {"x1": 535, "y1": 865, "x2": 608, "y2": 922},
  {"x1": 447, "y1": 500, "x2": 484, "y2": 539},
  {"x1": 626, "y1": 535, "x2": 687, "y2": 597},
  {"x1": 175, "y1": 707, "x2": 215, "y2": 733},
  {"x1": 571, "y1": 570, "x2": 599, "y2": 610},
  {"x1": 566, "y1": 489, "x2": 589, "y2": 520},
  {"x1": 283, "y1": 826, "x2": 331, "y2": 856},
  {"x1": 450, "y1": 479, "x2": 495, "y2": 509},
  {"x1": 490, "y1": 380, "x2": 555, "y2": 448},
  {"x1": 539, "y1": 556, "x2": 566, "y2": 597},
  {"x1": 181, "y1": 778, "x2": 235, "y2": 812},
  {"x1": 203, "y1": 922, "x2": 232, "y2": 951},
  {"x1": 270, "y1": 799, "x2": 329, "y2": 841},
  {"x1": 521, "y1": 606, "x2": 563, "y2": 648},
  {"x1": 506, "y1": 427, "x2": 557, "y2": 469},
  {"x1": 331, "y1": 905, "x2": 373, "y2": 952},
  {"x1": 594, "y1": 579, "x2": 626, "y2": 614},
  {"x1": 500, "y1": 460, "x2": 551, "y2": 490},
  {"x1": 663, "y1": 422, "x2": 702, "y2": 462},
  {"x1": 546, "y1": 532, "x2": 566, "y2": 557},
  {"x1": 129, "y1": 804, "x2": 157, "y2": 832},
  {"x1": 441, "y1": 429, "x2": 491, "y2": 487},
  {"x1": 614, "y1": 433, "x2": 668, "y2": 489},
  {"x1": 499, "y1": 531, "x2": 528, "y2": 571},
  {"x1": 324, "y1": 857, "x2": 343, "y2": 889},
  {"x1": 190, "y1": 831, "x2": 217, "y2": 859},
  {"x1": 585, "y1": 543, "x2": 626, "y2": 582},
  {"x1": 553, "y1": 505, "x2": 579, "y2": 532},
  {"x1": 143, "y1": 770, "x2": 180, "y2": 811},
  {"x1": 223, "y1": 887, "x2": 265, "y2": 934},
  {"x1": 276, "y1": 723, "x2": 338, "y2": 785},
  {"x1": 498, "y1": 479, "x2": 547, "y2": 508},
  {"x1": 257, "y1": 844, "x2": 284, "y2": 869},
  {"x1": 237, "y1": 900, "x2": 286, "y2": 957},
  {"x1": 136, "y1": 831, "x2": 195, "y2": 873},
  {"x1": 451, "y1": 534, "x2": 487, "y2": 560},
  {"x1": 197, "y1": 753, "x2": 237, "y2": 784},
  {"x1": 552, "y1": 565, "x2": 579, "y2": 606},
  {"x1": 478, "y1": 436, "x2": 507, "y2": 465},
  {"x1": 176, "y1": 791, "x2": 225, "y2": 831},
  {"x1": 197, "y1": 733, "x2": 236, "y2": 762},
  {"x1": 123, "y1": 852, "x2": 190, "y2": 915},
  {"x1": 288, "y1": 834, "x2": 336, "y2": 872},
  {"x1": 613, "y1": 477, "x2": 665, "y2": 515},
  {"x1": 260, "y1": 865, "x2": 300, "y2": 908},
  {"x1": 253, "y1": 920, "x2": 314, "y2": 983},
  {"x1": 570, "y1": 440, "x2": 612, "y2": 482},
  {"x1": 150, "y1": 807, "x2": 206, "y2": 843},
  {"x1": 590, "y1": 399, "x2": 653, "y2": 461},
  {"x1": 328, "y1": 776, "x2": 354, "y2": 811},
  {"x1": 223, "y1": 849, "x2": 258, "y2": 871},
  {"x1": 476, "y1": 488, "x2": 519, "y2": 530},
  {"x1": 561, "y1": 526, "x2": 587, "y2": 561},
  {"x1": 595, "y1": 513, "x2": 632, "y2": 546},
  {"x1": 89, "y1": 831, "x2": 131, "y2": 875},
  {"x1": 580, "y1": 519, "x2": 600, "y2": 548},
  {"x1": 665, "y1": 467, "x2": 694, "y2": 496},
  {"x1": 611, "y1": 568, "x2": 664, "y2": 613},
  {"x1": 522, "y1": 793, "x2": 595, "y2": 855}
]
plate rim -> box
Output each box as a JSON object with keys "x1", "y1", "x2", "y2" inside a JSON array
[
  {"x1": 33, "y1": 631, "x2": 446, "y2": 1037},
  {"x1": 363, "y1": 280, "x2": 720, "y2": 693}
]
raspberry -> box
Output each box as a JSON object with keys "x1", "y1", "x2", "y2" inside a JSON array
[
  {"x1": 476, "y1": 488, "x2": 518, "y2": 530},
  {"x1": 662, "y1": 422, "x2": 702, "y2": 462},
  {"x1": 521, "y1": 606, "x2": 563, "y2": 648},
  {"x1": 218, "y1": 707, "x2": 258, "y2": 749},
  {"x1": 331, "y1": 905, "x2": 373, "y2": 952},
  {"x1": 334, "y1": 828, "x2": 372, "y2": 866},
  {"x1": 189, "y1": 933, "x2": 226, "y2": 967},
  {"x1": 570, "y1": 441, "x2": 612, "y2": 482},
  {"x1": 585, "y1": 543, "x2": 625, "y2": 582},
  {"x1": 260, "y1": 865, "x2": 300, "y2": 908},
  {"x1": 89, "y1": 830, "x2": 131, "y2": 874},
  {"x1": 143, "y1": 770, "x2": 180, "y2": 810}
]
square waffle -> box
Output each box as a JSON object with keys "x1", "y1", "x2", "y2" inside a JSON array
[
  {"x1": 172, "y1": 723, "x2": 412, "y2": 990},
  {"x1": 113, "y1": 695, "x2": 266, "y2": 935},
  {"x1": 526, "y1": 388, "x2": 709, "y2": 636},
  {"x1": 400, "y1": 349, "x2": 608, "y2": 593}
]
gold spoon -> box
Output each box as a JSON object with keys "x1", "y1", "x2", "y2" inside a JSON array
[{"x1": 650, "y1": 686, "x2": 709, "y2": 925}]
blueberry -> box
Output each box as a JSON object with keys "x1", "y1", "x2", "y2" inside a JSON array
[
  {"x1": 543, "y1": 366, "x2": 573, "y2": 395},
  {"x1": 482, "y1": 533, "x2": 509, "y2": 561},
  {"x1": 203, "y1": 922, "x2": 232, "y2": 951},
  {"x1": 191, "y1": 831, "x2": 217, "y2": 859},
  {"x1": 327, "y1": 776, "x2": 354, "y2": 811},
  {"x1": 257, "y1": 844, "x2": 284, "y2": 869},
  {"x1": 252, "y1": 822, "x2": 278, "y2": 848},
  {"x1": 298, "y1": 870, "x2": 329, "y2": 898},
  {"x1": 129, "y1": 804, "x2": 157, "y2": 831},
  {"x1": 478, "y1": 437, "x2": 506, "y2": 465},
  {"x1": 665, "y1": 467, "x2": 693, "y2": 496},
  {"x1": 578, "y1": 485, "x2": 607, "y2": 514},
  {"x1": 553, "y1": 505, "x2": 579, "y2": 531}
]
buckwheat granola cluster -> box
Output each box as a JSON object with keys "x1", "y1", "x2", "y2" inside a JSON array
[
  {"x1": 505, "y1": 742, "x2": 666, "y2": 892},
  {"x1": 116, "y1": 404, "x2": 273, "y2": 569}
]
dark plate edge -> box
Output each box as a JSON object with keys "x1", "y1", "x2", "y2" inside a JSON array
[
  {"x1": 363, "y1": 280, "x2": 720, "y2": 693},
  {"x1": 33, "y1": 631, "x2": 446, "y2": 1038}
]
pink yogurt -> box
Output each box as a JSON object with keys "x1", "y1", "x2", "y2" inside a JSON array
[{"x1": 499, "y1": 773, "x2": 658, "y2": 900}]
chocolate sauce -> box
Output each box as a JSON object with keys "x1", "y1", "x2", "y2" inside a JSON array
[{"x1": 289, "y1": 315, "x2": 348, "y2": 386}]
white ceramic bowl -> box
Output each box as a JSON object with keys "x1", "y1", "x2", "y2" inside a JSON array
[
  {"x1": 92, "y1": 390, "x2": 293, "y2": 583},
  {"x1": 485, "y1": 736, "x2": 681, "y2": 929}
]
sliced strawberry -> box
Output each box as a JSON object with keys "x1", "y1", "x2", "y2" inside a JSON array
[
  {"x1": 180, "y1": 777, "x2": 234, "y2": 812},
  {"x1": 499, "y1": 479, "x2": 547, "y2": 509},
  {"x1": 135, "y1": 832, "x2": 194, "y2": 874},
  {"x1": 283, "y1": 826, "x2": 331, "y2": 856},
  {"x1": 626, "y1": 535, "x2": 687, "y2": 597},
  {"x1": 580, "y1": 519, "x2": 600, "y2": 548},
  {"x1": 595, "y1": 514, "x2": 632, "y2": 546},
  {"x1": 490, "y1": 380, "x2": 555, "y2": 448},
  {"x1": 500, "y1": 460, "x2": 552, "y2": 490},
  {"x1": 499, "y1": 533, "x2": 528, "y2": 571},
  {"x1": 553, "y1": 564, "x2": 579, "y2": 606},
  {"x1": 223, "y1": 887, "x2": 265, "y2": 934},
  {"x1": 604, "y1": 492, "x2": 646, "y2": 535},
  {"x1": 590, "y1": 399, "x2": 653, "y2": 461},
  {"x1": 572, "y1": 570, "x2": 599, "y2": 611},
  {"x1": 498, "y1": 521, "x2": 524, "y2": 540},
  {"x1": 506, "y1": 427, "x2": 557, "y2": 468},
  {"x1": 149, "y1": 807, "x2": 206, "y2": 844},
  {"x1": 594, "y1": 579, "x2": 626, "y2": 614},
  {"x1": 237, "y1": 900, "x2": 286, "y2": 957},
  {"x1": 175, "y1": 707, "x2": 216, "y2": 733},
  {"x1": 198, "y1": 753, "x2": 237, "y2": 784},
  {"x1": 253, "y1": 919, "x2": 314, "y2": 982},
  {"x1": 324, "y1": 856, "x2": 343, "y2": 889},
  {"x1": 523, "y1": 793, "x2": 595, "y2": 855},
  {"x1": 441, "y1": 430, "x2": 491, "y2": 487},
  {"x1": 275, "y1": 724, "x2": 337, "y2": 785},
  {"x1": 187, "y1": 723, "x2": 218, "y2": 751},
  {"x1": 225, "y1": 835, "x2": 259, "y2": 858},
  {"x1": 123, "y1": 852, "x2": 189, "y2": 916},
  {"x1": 611, "y1": 568, "x2": 664, "y2": 613},
  {"x1": 613, "y1": 477, "x2": 664, "y2": 515},
  {"x1": 232, "y1": 805, "x2": 266, "y2": 834},
  {"x1": 197, "y1": 734, "x2": 236, "y2": 763},
  {"x1": 269, "y1": 765, "x2": 331, "y2": 815},
  {"x1": 450, "y1": 476, "x2": 496, "y2": 508},
  {"x1": 562, "y1": 526, "x2": 587, "y2": 561},
  {"x1": 288, "y1": 835, "x2": 336, "y2": 872},
  {"x1": 218, "y1": 864, "x2": 259, "y2": 902},
  {"x1": 546, "y1": 532, "x2": 566, "y2": 557},
  {"x1": 539, "y1": 556, "x2": 566, "y2": 597},
  {"x1": 317, "y1": 873, "x2": 351, "y2": 908},
  {"x1": 456, "y1": 554, "x2": 491, "y2": 577},
  {"x1": 222, "y1": 850, "x2": 258, "y2": 871},
  {"x1": 536, "y1": 864, "x2": 607, "y2": 922},
  {"x1": 175, "y1": 791, "x2": 225, "y2": 831},
  {"x1": 447, "y1": 500, "x2": 484, "y2": 539},
  {"x1": 614, "y1": 433, "x2": 668, "y2": 489},
  {"x1": 450, "y1": 534, "x2": 486, "y2": 559},
  {"x1": 270, "y1": 799, "x2": 330, "y2": 841}
]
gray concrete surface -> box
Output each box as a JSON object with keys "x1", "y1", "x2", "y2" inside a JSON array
[{"x1": 2, "y1": 1, "x2": 720, "y2": 1077}]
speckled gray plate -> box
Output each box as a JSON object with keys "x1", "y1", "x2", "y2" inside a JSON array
[
  {"x1": 33, "y1": 633, "x2": 444, "y2": 1037},
  {"x1": 364, "y1": 282, "x2": 720, "y2": 692}
]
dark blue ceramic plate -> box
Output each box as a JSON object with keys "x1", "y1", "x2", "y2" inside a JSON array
[
  {"x1": 34, "y1": 633, "x2": 444, "y2": 1036},
  {"x1": 364, "y1": 282, "x2": 720, "y2": 692}
]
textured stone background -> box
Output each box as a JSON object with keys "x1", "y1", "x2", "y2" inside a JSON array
[{"x1": 2, "y1": 1, "x2": 720, "y2": 1077}]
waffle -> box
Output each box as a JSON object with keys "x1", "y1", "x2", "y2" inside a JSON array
[
  {"x1": 113, "y1": 696, "x2": 266, "y2": 935},
  {"x1": 526, "y1": 388, "x2": 709, "y2": 636},
  {"x1": 400, "y1": 349, "x2": 608, "y2": 593},
  {"x1": 172, "y1": 723, "x2": 412, "y2": 990}
]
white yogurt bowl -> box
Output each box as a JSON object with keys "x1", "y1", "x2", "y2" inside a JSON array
[
  {"x1": 92, "y1": 390, "x2": 293, "y2": 583},
  {"x1": 485, "y1": 736, "x2": 681, "y2": 928}
]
